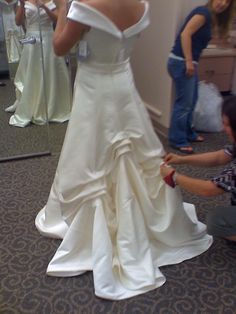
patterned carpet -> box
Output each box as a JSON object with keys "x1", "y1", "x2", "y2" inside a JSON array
[{"x1": 0, "y1": 79, "x2": 236, "y2": 314}]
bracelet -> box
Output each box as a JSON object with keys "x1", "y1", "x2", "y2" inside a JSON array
[
  {"x1": 172, "y1": 171, "x2": 178, "y2": 186},
  {"x1": 163, "y1": 170, "x2": 178, "y2": 188}
]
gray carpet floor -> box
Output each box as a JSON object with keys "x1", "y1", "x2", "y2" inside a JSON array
[{"x1": 0, "y1": 78, "x2": 236, "y2": 314}]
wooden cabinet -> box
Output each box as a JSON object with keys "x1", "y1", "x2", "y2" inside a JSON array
[{"x1": 198, "y1": 49, "x2": 236, "y2": 92}]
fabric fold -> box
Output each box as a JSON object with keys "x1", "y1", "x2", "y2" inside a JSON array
[{"x1": 36, "y1": 138, "x2": 212, "y2": 299}]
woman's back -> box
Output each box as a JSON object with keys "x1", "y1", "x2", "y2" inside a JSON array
[
  {"x1": 83, "y1": 0, "x2": 146, "y2": 31},
  {"x1": 68, "y1": 0, "x2": 149, "y2": 64}
]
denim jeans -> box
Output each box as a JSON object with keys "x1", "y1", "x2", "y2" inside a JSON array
[
  {"x1": 167, "y1": 57, "x2": 198, "y2": 147},
  {"x1": 206, "y1": 206, "x2": 236, "y2": 238}
]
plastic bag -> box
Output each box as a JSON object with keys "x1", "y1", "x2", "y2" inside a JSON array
[{"x1": 193, "y1": 81, "x2": 223, "y2": 132}]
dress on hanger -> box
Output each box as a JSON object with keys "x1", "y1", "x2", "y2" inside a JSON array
[
  {"x1": 8, "y1": 0, "x2": 71, "y2": 127},
  {"x1": 35, "y1": 1, "x2": 212, "y2": 300}
]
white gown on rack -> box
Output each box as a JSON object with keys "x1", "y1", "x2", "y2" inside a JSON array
[
  {"x1": 8, "y1": 1, "x2": 71, "y2": 127},
  {"x1": 35, "y1": 1, "x2": 212, "y2": 300}
]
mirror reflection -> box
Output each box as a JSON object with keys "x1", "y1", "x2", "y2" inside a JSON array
[
  {"x1": 0, "y1": 0, "x2": 73, "y2": 161},
  {"x1": 0, "y1": 0, "x2": 24, "y2": 79},
  {"x1": 6, "y1": 0, "x2": 72, "y2": 127}
]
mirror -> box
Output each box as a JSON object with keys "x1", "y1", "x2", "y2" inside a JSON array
[
  {"x1": 0, "y1": 0, "x2": 24, "y2": 79},
  {"x1": 0, "y1": 0, "x2": 72, "y2": 162},
  {"x1": 0, "y1": 0, "x2": 50, "y2": 161}
]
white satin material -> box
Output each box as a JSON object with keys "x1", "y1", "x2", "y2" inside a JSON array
[
  {"x1": 0, "y1": 0, "x2": 24, "y2": 63},
  {"x1": 8, "y1": 1, "x2": 72, "y2": 127},
  {"x1": 35, "y1": 1, "x2": 212, "y2": 300}
]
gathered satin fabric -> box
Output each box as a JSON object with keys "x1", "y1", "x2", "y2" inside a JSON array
[
  {"x1": 0, "y1": 0, "x2": 24, "y2": 63},
  {"x1": 35, "y1": 1, "x2": 212, "y2": 300},
  {"x1": 8, "y1": 1, "x2": 71, "y2": 127}
]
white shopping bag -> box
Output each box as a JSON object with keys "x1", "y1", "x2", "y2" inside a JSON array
[{"x1": 193, "y1": 81, "x2": 223, "y2": 132}]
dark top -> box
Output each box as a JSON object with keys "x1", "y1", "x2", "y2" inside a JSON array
[
  {"x1": 211, "y1": 144, "x2": 236, "y2": 205},
  {"x1": 171, "y1": 6, "x2": 212, "y2": 62}
]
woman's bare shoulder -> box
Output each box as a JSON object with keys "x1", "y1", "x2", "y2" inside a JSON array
[
  {"x1": 78, "y1": 0, "x2": 145, "y2": 15},
  {"x1": 77, "y1": 0, "x2": 146, "y2": 28}
]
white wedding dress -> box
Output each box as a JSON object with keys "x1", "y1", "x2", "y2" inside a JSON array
[
  {"x1": 8, "y1": 1, "x2": 71, "y2": 127},
  {"x1": 0, "y1": 0, "x2": 24, "y2": 63},
  {"x1": 35, "y1": 1, "x2": 212, "y2": 300}
]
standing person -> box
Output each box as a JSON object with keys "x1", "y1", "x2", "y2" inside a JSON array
[
  {"x1": 6, "y1": 0, "x2": 72, "y2": 127},
  {"x1": 0, "y1": 0, "x2": 24, "y2": 65},
  {"x1": 161, "y1": 95, "x2": 236, "y2": 243},
  {"x1": 35, "y1": 0, "x2": 212, "y2": 300},
  {"x1": 168, "y1": 0, "x2": 235, "y2": 154}
]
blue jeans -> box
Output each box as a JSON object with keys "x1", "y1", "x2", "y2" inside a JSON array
[
  {"x1": 167, "y1": 57, "x2": 198, "y2": 147},
  {"x1": 207, "y1": 206, "x2": 236, "y2": 238}
]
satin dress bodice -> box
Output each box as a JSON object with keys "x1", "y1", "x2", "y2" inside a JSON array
[
  {"x1": 24, "y1": 0, "x2": 55, "y2": 31},
  {"x1": 68, "y1": 0, "x2": 149, "y2": 64}
]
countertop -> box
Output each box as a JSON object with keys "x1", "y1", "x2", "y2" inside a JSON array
[{"x1": 202, "y1": 45, "x2": 236, "y2": 57}]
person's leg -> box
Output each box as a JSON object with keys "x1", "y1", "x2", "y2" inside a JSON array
[
  {"x1": 168, "y1": 58, "x2": 196, "y2": 150},
  {"x1": 206, "y1": 206, "x2": 236, "y2": 242},
  {"x1": 227, "y1": 234, "x2": 236, "y2": 241},
  {"x1": 186, "y1": 68, "x2": 204, "y2": 142},
  {"x1": 187, "y1": 68, "x2": 199, "y2": 141}
]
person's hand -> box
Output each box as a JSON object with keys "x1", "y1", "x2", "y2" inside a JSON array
[
  {"x1": 160, "y1": 163, "x2": 175, "y2": 179},
  {"x1": 164, "y1": 153, "x2": 183, "y2": 165},
  {"x1": 185, "y1": 60, "x2": 195, "y2": 76}
]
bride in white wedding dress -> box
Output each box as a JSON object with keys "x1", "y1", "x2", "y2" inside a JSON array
[
  {"x1": 6, "y1": 0, "x2": 71, "y2": 127},
  {"x1": 35, "y1": 0, "x2": 213, "y2": 300},
  {"x1": 0, "y1": 0, "x2": 24, "y2": 64}
]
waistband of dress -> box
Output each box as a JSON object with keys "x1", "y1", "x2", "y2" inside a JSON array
[
  {"x1": 79, "y1": 59, "x2": 130, "y2": 74},
  {"x1": 169, "y1": 52, "x2": 198, "y2": 65}
]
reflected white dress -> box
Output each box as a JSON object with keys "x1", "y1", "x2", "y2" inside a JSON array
[
  {"x1": 8, "y1": 1, "x2": 71, "y2": 127},
  {"x1": 0, "y1": 0, "x2": 24, "y2": 63},
  {"x1": 35, "y1": 1, "x2": 212, "y2": 300}
]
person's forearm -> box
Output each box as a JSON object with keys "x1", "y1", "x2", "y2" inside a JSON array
[
  {"x1": 53, "y1": 4, "x2": 67, "y2": 42},
  {"x1": 178, "y1": 150, "x2": 230, "y2": 167},
  {"x1": 175, "y1": 173, "x2": 224, "y2": 197},
  {"x1": 181, "y1": 31, "x2": 193, "y2": 62},
  {"x1": 15, "y1": 4, "x2": 25, "y2": 26}
]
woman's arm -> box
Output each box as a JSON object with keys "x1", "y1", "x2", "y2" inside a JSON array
[
  {"x1": 164, "y1": 149, "x2": 232, "y2": 167},
  {"x1": 181, "y1": 14, "x2": 206, "y2": 76},
  {"x1": 173, "y1": 173, "x2": 224, "y2": 197},
  {"x1": 160, "y1": 164, "x2": 225, "y2": 197},
  {"x1": 15, "y1": 0, "x2": 25, "y2": 26},
  {"x1": 53, "y1": 0, "x2": 88, "y2": 56}
]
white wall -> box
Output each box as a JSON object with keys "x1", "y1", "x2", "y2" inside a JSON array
[
  {"x1": 131, "y1": 0, "x2": 179, "y2": 131},
  {"x1": 131, "y1": 0, "x2": 208, "y2": 133}
]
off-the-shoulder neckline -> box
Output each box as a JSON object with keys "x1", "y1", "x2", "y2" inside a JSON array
[{"x1": 74, "y1": 0, "x2": 148, "y2": 35}]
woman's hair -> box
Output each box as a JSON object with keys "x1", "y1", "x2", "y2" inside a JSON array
[
  {"x1": 207, "y1": 0, "x2": 236, "y2": 36},
  {"x1": 222, "y1": 95, "x2": 236, "y2": 139}
]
